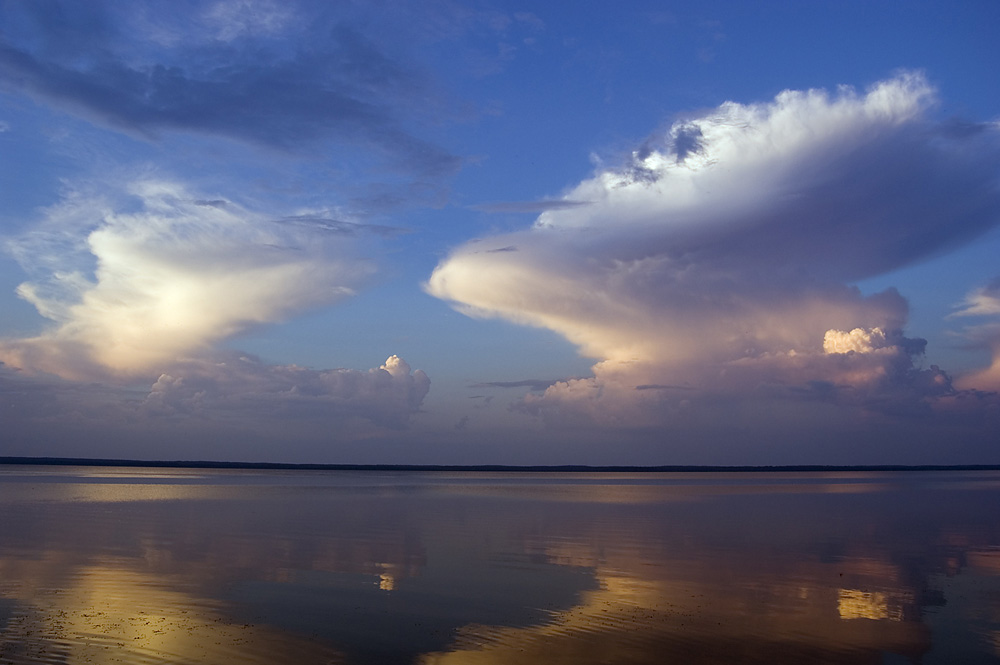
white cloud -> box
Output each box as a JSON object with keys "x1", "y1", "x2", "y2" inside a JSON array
[
  {"x1": 203, "y1": 0, "x2": 294, "y2": 42},
  {"x1": 1, "y1": 179, "x2": 375, "y2": 380},
  {"x1": 823, "y1": 327, "x2": 888, "y2": 355},
  {"x1": 952, "y1": 280, "x2": 1000, "y2": 318},
  {"x1": 428, "y1": 74, "x2": 1000, "y2": 423},
  {"x1": 951, "y1": 279, "x2": 1000, "y2": 391}
]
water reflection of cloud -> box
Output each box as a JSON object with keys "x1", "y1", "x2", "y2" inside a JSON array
[
  {"x1": 3, "y1": 470, "x2": 1000, "y2": 664},
  {"x1": 838, "y1": 589, "x2": 908, "y2": 621},
  {"x1": 423, "y1": 550, "x2": 931, "y2": 665}
]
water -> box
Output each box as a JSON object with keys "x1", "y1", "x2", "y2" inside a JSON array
[{"x1": 1, "y1": 466, "x2": 999, "y2": 664}]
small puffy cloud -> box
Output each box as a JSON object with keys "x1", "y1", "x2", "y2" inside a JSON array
[
  {"x1": 1, "y1": 179, "x2": 375, "y2": 380},
  {"x1": 823, "y1": 327, "x2": 888, "y2": 355},
  {"x1": 428, "y1": 74, "x2": 1000, "y2": 427}
]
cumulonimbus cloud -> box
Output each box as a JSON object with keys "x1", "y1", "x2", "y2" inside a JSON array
[
  {"x1": 427, "y1": 73, "x2": 1000, "y2": 423},
  {"x1": 1, "y1": 179, "x2": 375, "y2": 380},
  {"x1": 1, "y1": 178, "x2": 432, "y2": 428}
]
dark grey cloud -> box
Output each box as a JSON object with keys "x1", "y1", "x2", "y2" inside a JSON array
[
  {"x1": 470, "y1": 200, "x2": 591, "y2": 214},
  {"x1": 634, "y1": 384, "x2": 695, "y2": 391},
  {"x1": 0, "y1": 3, "x2": 459, "y2": 177},
  {"x1": 471, "y1": 379, "x2": 567, "y2": 391},
  {"x1": 274, "y1": 215, "x2": 407, "y2": 238}
]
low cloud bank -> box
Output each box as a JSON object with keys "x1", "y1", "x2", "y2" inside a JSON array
[
  {"x1": 145, "y1": 354, "x2": 430, "y2": 429},
  {"x1": 0, "y1": 353, "x2": 430, "y2": 450}
]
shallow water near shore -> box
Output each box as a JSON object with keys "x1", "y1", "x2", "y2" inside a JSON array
[{"x1": 1, "y1": 466, "x2": 999, "y2": 664}]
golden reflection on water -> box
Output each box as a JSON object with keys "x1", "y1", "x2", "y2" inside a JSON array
[
  {"x1": 0, "y1": 562, "x2": 346, "y2": 664},
  {"x1": 421, "y1": 539, "x2": 932, "y2": 665},
  {"x1": 0, "y1": 476, "x2": 233, "y2": 504},
  {"x1": 837, "y1": 589, "x2": 907, "y2": 621}
]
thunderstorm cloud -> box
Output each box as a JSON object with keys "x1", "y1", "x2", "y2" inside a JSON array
[
  {"x1": 428, "y1": 74, "x2": 1000, "y2": 425},
  {"x1": 0, "y1": 179, "x2": 429, "y2": 429}
]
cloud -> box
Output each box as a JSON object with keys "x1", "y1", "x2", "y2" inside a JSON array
[
  {"x1": 0, "y1": 352, "x2": 430, "y2": 457},
  {"x1": 471, "y1": 379, "x2": 565, "y2": 391},
  {"x1": 0, "y1": 1, "x2": 459, "y2": 177},
  {"x1": 951, "y1": 278, "x2": 1000, "y2": 391},
  {"x1": 470, "y1": 200, "x2": 591, "y2": 214},
  {"x1": 953, "y1": 278, "x2": 1000, "y2": 318},
  {"x1": 144, "y1": 353, "x2": 430, "y2": 429},
  {"x1": 823, "y1": 327, "x2": 890, "y2": 355},
  {"x1": 1, "y1": 179, "x2": 375, "y2": 380},
  {"x1": 428, "y1": 74, "x2": 1000, "y2": 426}
]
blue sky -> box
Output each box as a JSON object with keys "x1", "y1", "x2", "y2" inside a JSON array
[{"x1": 1, "y1": 0, "x2": 999, "y2": 465}]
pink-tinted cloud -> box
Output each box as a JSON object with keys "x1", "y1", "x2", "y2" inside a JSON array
[{"x1": 428, "y1": 74, "x2": 1000, "y2": 426}]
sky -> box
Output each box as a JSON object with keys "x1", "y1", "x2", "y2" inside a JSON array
[{"x1": 1, "y1": 0, "x2": 999, "y2": 466}]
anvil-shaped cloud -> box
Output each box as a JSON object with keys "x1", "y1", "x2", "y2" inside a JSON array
[
  {"x1": 1, "y1": 179, "x2": 429, "y2": 429},
  {"x1": 428, "y1": 74, "x2": 1000, "y2": 424},
  {"x1": 3, "y1": 180, "x2": 373, "y2": 380}
]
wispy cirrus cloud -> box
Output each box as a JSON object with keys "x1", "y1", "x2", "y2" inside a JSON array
[
  {"x1": 950, "y1": 278, "x2": 1000, "y2": 391},
  {"x1": 428, "y1": 73, "x2": 1000, "y2": 427}
]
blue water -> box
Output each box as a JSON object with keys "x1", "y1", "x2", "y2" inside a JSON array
[{"x1": 1, "y1": 466, "x2": 999, "y2": 664}]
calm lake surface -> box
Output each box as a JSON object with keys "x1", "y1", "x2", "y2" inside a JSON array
[{"x1": 1, "y1": 467, "x2": 999, "y2": 664}]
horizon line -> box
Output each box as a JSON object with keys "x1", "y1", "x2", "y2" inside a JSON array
[{"x1": 2, "y1": 456, "x2": 999, "y2": 473}]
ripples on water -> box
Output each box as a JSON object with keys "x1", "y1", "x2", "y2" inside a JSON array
[{"x1": 1, "y1": 467, "x2": 999, "y2": 664}]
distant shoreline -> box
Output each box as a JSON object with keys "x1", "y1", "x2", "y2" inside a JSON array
[{"x1": 2, "y1": 456, "x2": 999, "y2": 473}]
